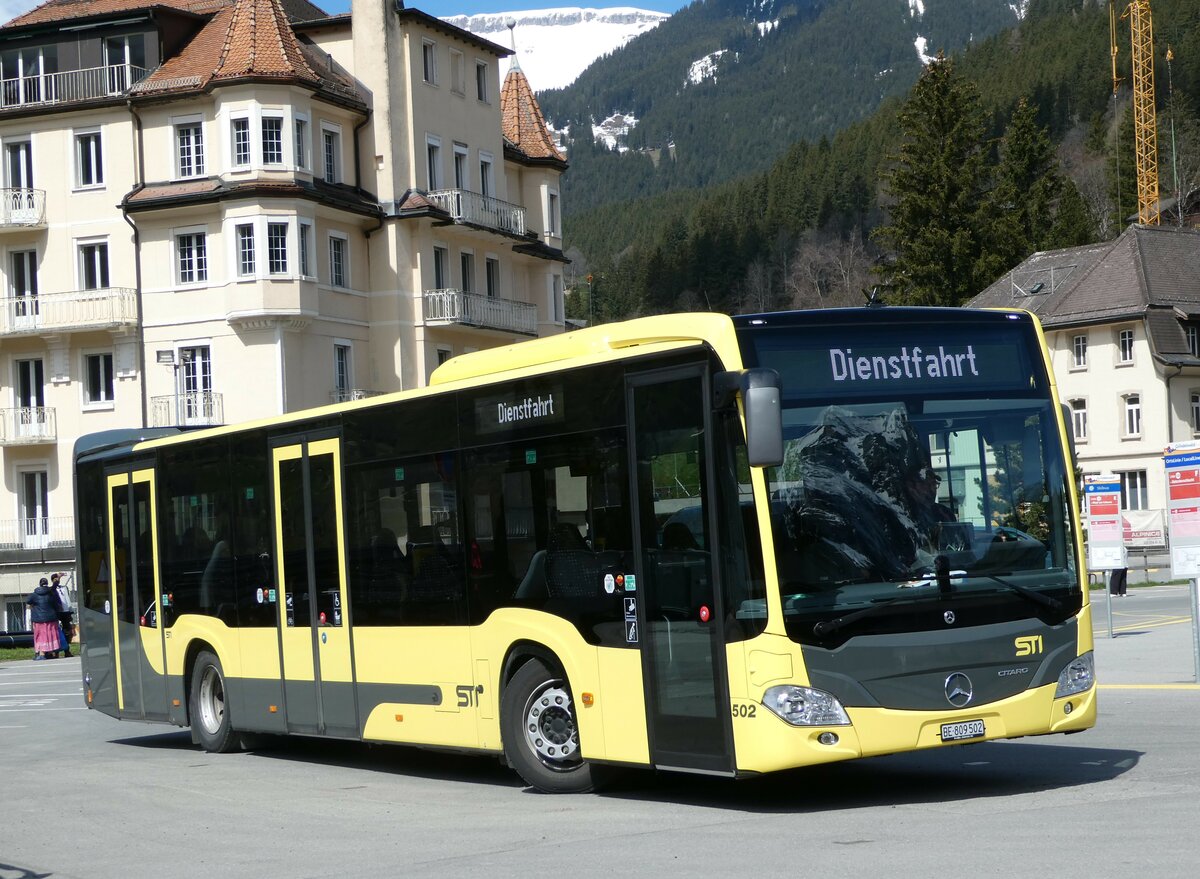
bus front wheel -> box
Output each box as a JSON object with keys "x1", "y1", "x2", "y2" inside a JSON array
[
  {"x1": 190, "y1": 650, "x2": 238, "y2": 753},
  {"x1": 501, "y1": 658, "x2": 598, "y2": 793}
]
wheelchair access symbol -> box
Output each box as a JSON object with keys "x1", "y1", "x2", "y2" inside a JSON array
[{"x1": 624, "y1": 597, "x2": 638, "y2": 643}]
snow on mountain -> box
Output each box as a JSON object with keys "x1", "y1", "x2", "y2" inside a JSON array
[{"x1": 443, "y1": 7, "x2": 669, "y2": 92}]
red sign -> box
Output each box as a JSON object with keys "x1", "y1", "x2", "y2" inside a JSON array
[{"x1": 1089, "y1": 495, "x2": 1119, "y2": 515}]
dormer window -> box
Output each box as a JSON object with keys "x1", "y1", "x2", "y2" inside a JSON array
[{"x1": 1188, "y1": 325, "x2": 1199, "y2": 358}]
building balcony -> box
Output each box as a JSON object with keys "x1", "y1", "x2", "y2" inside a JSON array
[
  {"x1": 0, "y1": 188, "x2": 46, "y2": 229},
  {"x1": 427, "y1": 189, "x2": 526, "y2": 237},
  {"x1": 0, "y1": 287, "x2": 137, "y2": 337},
  {"x1": 0, "y1": 407, "x2": 56, "y2": 445},
  {"x1": 0, "y1": 516, "x2": 73, "y2": 551},
  {"x1": 1, "y1": 64, "x2": 151, "y2": 111},
  {"x1": 423, "y1": 288, "x2": 538, "y2": 335},
  {"x1": 331, "y1": 388, "x2": 384, "y2": 404},
  {"x1": 150, "y1": 392, "x2": 223, "y2": 428}
]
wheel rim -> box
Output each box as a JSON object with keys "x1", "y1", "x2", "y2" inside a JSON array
[
  {"x1": 198, "y1": 665, "x2": 225, "y2": 735},
  {"x1": 522, "y1": 678, "x2": 581, "y2": 772}
]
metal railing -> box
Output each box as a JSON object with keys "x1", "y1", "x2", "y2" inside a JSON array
[
  {"x1": 0, "y1": 407, "x2": 56, "y2": 445},
  {"x1": 423, "y1": 288, "x2": 538, "y2": 335},
  {"x1": 331, "y1": 388, "x2": 384, "y2": 403},
  {"x1": 1, "y1": 64, "x2": 150, "y2": 109},
  {"x1": 0, "y1": 516, "x2": 73, "y2": 550},
  {"x1": 0, "y1": 188, "x2": 46, "y2": 227},
  {"x1": 426, "y1": 189, "x2": 526, "y2": 237},
  {"x1": 150, "y1": 392, "x2": 223, "y2": 427},
  {"x1": 0, "y1": 287, "x2": 136, "y2": 335}
]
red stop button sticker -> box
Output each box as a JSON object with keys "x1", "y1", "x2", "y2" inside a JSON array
[{"x1": 699, "y1": 605, "x2": 711, "y2": 622}]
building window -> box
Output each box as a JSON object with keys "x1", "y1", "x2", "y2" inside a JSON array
[
  {"x1": 454, "y1": 144, "x2": 468, "y2": 189},
  {"x1": 479, "y1": 154, "x2": 493, "y2": 197},
  {"x1": 232, "y1": 117, "x2": 250, "y2": 167},
  {"x1": 176, "y1": 122, "x2": 205, "y2": 177},
  {"x1": 450, "y1": 49, "x2": 465, "y2": 95},
  {"x1": 547, "y1": 190, "x2": 560, "y2": 237},
  {"x1": 267, "y1": 222, "x2": 288, "y2": 274},
  {"x1": 295, "y1": 118, "x2": 309, "y2": 169},
  {"x1": 1071, "y1": 334, "x2": 1087, "y2": 369},
  {"x1": 334, "y1": 343, "x2": 352, "y2": 400},
  {"x1": 460, "y1": 252, "x2": 474, "y2": 293},
  {"x1": 1123, "y1": 393, "x2": 1141, "y2": 437},
  {"x1": 552, "y1": 274, "x2": 563, "y2": 322},
  {"x1": 476, "y1": 61, "x2": 488, "y2": 102},
  {"x1": 329, "y1": 235, "x2": 347, "y2": 288},
  {"x1": 1118, "y1": 328, "x2": 1135, "y2": 363},
  {"x1": 1189, "y1": 325, "x2": 1199, "y2": 359},
  {"x1": 322, "y1": 127, "x2": 340, "y2": 184},
  {"x1": 422, "y1": 40, "x2": 437, "y2": 84},
  {"x1": 78, "y1": 242, "x2": 109, "y2": 290},
  {"x1": 485, "y1": 257, "x2": 500, "y2": 298},
  {"x1": 433, "y1": 245, "x2": 448, "y2": 289},
  {"x1": 299, "y1": 222, "x2": 312, "y2": 277},
  {"x1": 262, "y1": 116, "x2": 283, "y2": 164},
  {"x1": 1069, "y1": 399, "x2": 1087, "y2": 442},
  {"x1": 437, "y1": 348, "x2": 452, "y2": 366},
  {"x1": 1119, "y1": 470, "x2": 1148, "y2": 511},
  {"x1": 236, "y1": 224, "x2": 255, "y2": 276},
  {"x1": 75, "y1": 131, "x2": 103, "y2": 187},
  {"x1": 177, "y1": 232, "x2": 208, "y2": 284},
  {"x1": 427, "y1": 138, "x2": 441, "y2": 190},
  {"x1": 84, "y1": 352, "x2": 114, "y2": 405},
  {"x1": 1192, "y1": 391, "x2": 1200, "y2": 433}
]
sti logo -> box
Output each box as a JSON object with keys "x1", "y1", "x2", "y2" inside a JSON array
[{"x1": 1014, "y1": 635, "x2": 1044, "y2": 657}]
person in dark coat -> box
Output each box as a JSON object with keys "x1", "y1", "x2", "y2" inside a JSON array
[
  {"x1": 51, "y1": 573, "x2": 73, "y2": 657},
  {"x1": 26, "y1": 578, "x2": 63, "y2": 660}
]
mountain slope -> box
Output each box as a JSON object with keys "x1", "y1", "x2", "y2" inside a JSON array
[{"x1": 538, "y1": 0, "x2": 1024, "y2": 216}]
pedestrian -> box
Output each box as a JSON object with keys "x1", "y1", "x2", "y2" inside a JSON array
[
  {"x1": 1109, "y1": 567, "x2": 1128, "y2": 598},
  {"x1": 52, "y1": 573, "x2": 74, "y2": 658},
  {"x1": 26, "y1": 577, "x2": 63, "y2": 660}
]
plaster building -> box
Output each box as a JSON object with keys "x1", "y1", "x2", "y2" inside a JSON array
[
  {"x1": 970, "y1": 224, "x2": 1200, "y2": 547},
  {"x1": 0, "y1": 0, "x2": 568, "y2": 630}
]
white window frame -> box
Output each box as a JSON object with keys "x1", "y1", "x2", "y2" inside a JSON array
[
  {"x1": 1069, "y1": 398, "x2": 1087, "y2": 443},
  {"x1": 460, "y1": 249, "x2": 475, "y2": 294},
  {"x1": 453, "y1": 143, "x2": 469, "y2": 190},
  {"x1": 333, "y1": 340, "x2": 353, "y2": 401},
  {"x1": 545, "y1": 187, "x2": 561, "y2": 238},
  {"x1": 261, "y1": 113, "x2": 284, "y2": 165},
  {"x1": 321, "y1": 122, "x2": 342, "y2": 184},
  {"x1": 450, "y1": 48, "x2": 465, "y2": 96},
  {"x1": 294, "y1": 114, "x2": 310, "y2": 171},
  {"x1": 299, "y1": 221, "x2": 314, "y2": 278},
  {"x1": 234, "y1": 222, "x2": 255, "y2": 278},
  {"x1": 1071, "y1": 333, "x2": 1087, "y2": 369},
  {"x1": 1189, "y1": 325, "x2": 1199, "y2": 359},
  {"x1": 328, "y1": 232, "x2": 349, "y2": 288},
  {"x1": 550, "y1": 273, "x2": 563, "y2": 323},
  {"x1": 230, "y1": 114, "x2": 251, "y2": 168},
  {"x1": 73, "y1": 127, "x2": 104, "y2": 189},
  {"x1": 1119, "y1": 470, "x2": 1148, "y2": 511},
  {"x1": 475, "y1": 60, "x2": 489, "y2": 103},
  {"x1": 1192, "y1": 390, "x2": 1200, "y2": 435},
  {"x1": 478, "y1": 151, "x2": 493, "y2": 198},
  {"x1": 174, "y1": 226, "x2": 209, "y2": 285},
  {"x1": 433, "y1": 244, "x2": 448, "y2": 290},
  {"x1": 75, "y1": 237, "x2": 110, "y2": 290},
  {"x1": 1122, "y1": 392, "x2": 1142, "y2": 438},
  {"x1": 426, "y1": 135, "x2": 442, "y2": 190},
  {"x1": 1118, "y1": 327, "x2": 1135, "y2": 364},
  {"x1": 81, "y1": 349, "x2": 115, "y2": 409},
  {"x1": 422, "y1": 39, "x2": 438, "y2": 85},
  {"x1": 267, "y1": 221, "x2": 289, "y2": 275},
  {"x1": 485, "y1": 255, "x2": 500, "y2": 298},
  {"x1": 172, "y1": 115, "x2": 206, "y2": 179}
]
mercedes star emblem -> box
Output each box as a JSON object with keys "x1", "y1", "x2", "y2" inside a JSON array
[
  {"x1": 945, "y1": 672, "x2": 974, "y2": 707},
  {"x1": 944, "y1": 610, "x2": 956, "y2": 625}
]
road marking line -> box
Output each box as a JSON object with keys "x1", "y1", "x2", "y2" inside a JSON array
[
  {"x1": 1099, "y1": 684, "x2": 1200, "y2": 690},
  {"x1": 0, "y1": 707, "x2": 87, "y2": 712}
]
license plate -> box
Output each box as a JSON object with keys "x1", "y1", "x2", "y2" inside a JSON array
[{"x1": 940, "y1": 719, "x2": 985, "y2": 742}]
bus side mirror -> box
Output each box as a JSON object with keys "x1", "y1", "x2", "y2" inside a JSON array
[{"x1": 716, "y1": 368, "x2": 784, "y2": 468}]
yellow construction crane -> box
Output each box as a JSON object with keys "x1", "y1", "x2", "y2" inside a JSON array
[{"x1": 1111, "y1": 1, "x2": 1160, "y2": 225}]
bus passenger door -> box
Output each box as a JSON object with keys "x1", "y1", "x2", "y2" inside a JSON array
[
  {"x1": 272, "y1": 436, "x2": 357, "y2": 737},
  {"x1": 105, "y1": 467, "x2": 168, "y2": 721},
  {"x1": 627, "y1": 366, "x2": 735, "y2": 775}
]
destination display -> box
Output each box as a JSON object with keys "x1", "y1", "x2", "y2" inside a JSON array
[{"x1": 475, "y1": 383, "x2": 566, "y2": 435}]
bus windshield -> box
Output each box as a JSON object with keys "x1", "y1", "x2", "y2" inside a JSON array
[{"x1": 736, "y1": 311, "x2": 1083, "y2": 646}]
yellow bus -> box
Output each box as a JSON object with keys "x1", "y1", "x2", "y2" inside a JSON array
[{"x1": 75, "y1": 307, "x2": 1096, "y2": 792}]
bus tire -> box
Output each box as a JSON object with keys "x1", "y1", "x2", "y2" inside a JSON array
[
  {"x1": 501, "y1": 658, "x2": 598, "y2": 793},
  {"x1": 190, "y1": 650, "x2": 238, "y2": 753}
]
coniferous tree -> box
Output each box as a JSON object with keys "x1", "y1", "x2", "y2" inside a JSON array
[{"x1": 873, "y1": 54, "x2": 992, "y2": 306}]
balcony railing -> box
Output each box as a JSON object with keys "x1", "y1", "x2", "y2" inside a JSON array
[
  {"x1": 423, "y1": 288, "x2": 538, "y2": 335},
  {"x1": 427, "y1": 189, "x2": 526, "y2": 237},
  {"x1": 0, "y1": 287, "x2": 137, "y2": 336},
  {"x1": 0, "y1": 188, "x2": 46, "y2": 228},
  {"x1": 331, "y1": 388, "x2": 384, "y2": 404},
  {"x1": 1, "y1": 64, "x2": 151, "y2": 110},
  {"x1": 0, "y1": 516, "x2": 73, "y2": 551},
  {"x1": 150, "y1": 392, "x2": 223, "y2": 428},
  {"x1": 0, "y1": 407, "x2": 56, "y2": 445}
]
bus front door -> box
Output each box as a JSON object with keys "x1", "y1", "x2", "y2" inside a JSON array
[
  {"x1": 627, "y1": 366, "x2": 735, "y2": 775},
  {"x1": 105, "y1": 467, "x2": 169, "y2": 721},
  {"x1": 272, "y1": 437, "x2": 357, "y2": 738}
]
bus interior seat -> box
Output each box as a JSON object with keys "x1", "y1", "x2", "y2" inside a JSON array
[
  {"x1": 545, "y1": 523, "x2": 598, "y2": 598},
  {"x1": 512, "y1": 549, "x2": 548, "y2": 599}
]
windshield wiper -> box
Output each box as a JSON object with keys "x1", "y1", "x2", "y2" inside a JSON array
[
  {"x1": 981, "y1": 573, "x2": 1063, "y2": 612},
  {"x1": 812, "y1": 588, "x2": 930, "y2": 638}
]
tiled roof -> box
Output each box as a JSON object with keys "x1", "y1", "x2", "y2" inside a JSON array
[
  {"x1": 125, "y1": 176, "x2": 379, "y2": 216},
  {"x1": 969, "y1": 224, "x2": 1200, "y2": 364},
  {"x1": 2, "y1": 0, "x2": 324, "y2": 29},
  {"x1": 500, "y1": 66, "x2": 565, "y2": 165}
]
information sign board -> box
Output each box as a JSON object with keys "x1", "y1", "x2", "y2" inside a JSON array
[
  {"x1": 1084, "y1": 474, "x2": 1125, "y2": 572},
  {"x1": 1164, "y1": 442, "x2": 1200, "y2": 578}
]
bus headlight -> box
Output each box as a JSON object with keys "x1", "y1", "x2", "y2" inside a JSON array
[
  {"x1": 1055, "y1": 651, "x2": 1095, "y2": 698},
  {"x1": 762, "y1": 685, "x2": 850, "y2": 726}
]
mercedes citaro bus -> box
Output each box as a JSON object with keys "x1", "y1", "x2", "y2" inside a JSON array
[{"x1": 75, "y1": 307, "x2": 1095, "y2": 792}]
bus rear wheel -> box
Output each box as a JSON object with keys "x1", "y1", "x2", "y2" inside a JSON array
[
  {"x1": 502, "y1": 658, "x2": 598, "y2": 793},
  {"x1": 190, "y1": 650, "x2": 238, "y2": 753}
]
